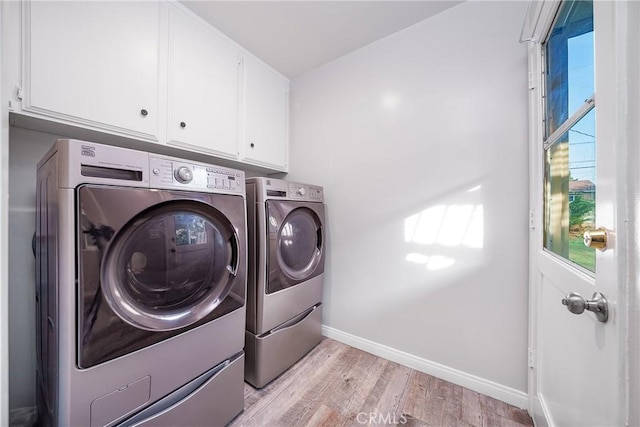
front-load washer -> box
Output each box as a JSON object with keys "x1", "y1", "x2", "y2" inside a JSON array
[
  {"x1": 35, "y1": 139, "x2": 247, "y2": 427},
  {"x1": 244, "y1": 177, "x2": 325, "y2": 388}
]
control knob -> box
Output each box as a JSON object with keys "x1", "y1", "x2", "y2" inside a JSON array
[
  {"x1": 174, "y1": 166, "x2": 193, "y2": 184},
  {"x1": 297, "y1": 187, "x2": 306, "y2": 196}
]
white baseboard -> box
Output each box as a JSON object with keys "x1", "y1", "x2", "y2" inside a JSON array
[
  {"x1": 322, "y1": 325, "x2": 528, "y2": 410},
  {"x1": 530, "y1": 395, "x2": 551, "y2": 427}
]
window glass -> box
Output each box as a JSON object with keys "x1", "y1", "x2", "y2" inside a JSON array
[
  {"x1": 544, "y1": 110, "x2": 596, "y2": 271},
  {"x1": 543, "y1": 0, "x2": 596, "y2": 272},
  {"x1": 545, "y1": 0, "x2": 594, "y2": 137}
]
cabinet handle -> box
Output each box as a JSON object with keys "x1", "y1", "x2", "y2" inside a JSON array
[
  {"x1": 140, "y1": 109, "x2": 148, "y2": 117},
  {"x1": 250, "y1": 143, "x2": 255, "y2": 148},
  {"x1": 180, "y1": 122, "x2": 186, "y2": 128}
]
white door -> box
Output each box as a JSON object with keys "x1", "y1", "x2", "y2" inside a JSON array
[{"x1": 526, "y1": 1, "x2": 634, "y2": 426}]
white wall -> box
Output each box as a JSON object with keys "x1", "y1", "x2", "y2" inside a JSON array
[{"x1": 289, "y1": 0, "x2": 530, "y2": 399}]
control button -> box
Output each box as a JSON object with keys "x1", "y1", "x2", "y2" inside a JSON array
[
  {"x1": 297, "y1": 187, "x2": 306, "y2": 197},
  {"x1": 152, "y1": 168, "x2": 160, "y2": 175},
  {"x1": 174, "y1": 166, "x2": 193, "y2": 184}
]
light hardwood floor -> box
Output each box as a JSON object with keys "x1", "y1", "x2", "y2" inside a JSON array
[{"x1": 230, "y1": 338, "x2": 533, "y2": 427}]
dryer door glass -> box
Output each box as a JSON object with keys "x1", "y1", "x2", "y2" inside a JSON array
[
  {"x1": 101, "y1": 201, "x2": 239, "y2": 331},
  {"x1": 267, "y1": 204, "x2": 324, "y2": 293},
  {"x1": 278, "y1": 209, "x2": 321, "y2": 275}
]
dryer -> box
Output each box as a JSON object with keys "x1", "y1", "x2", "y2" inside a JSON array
[
  {"x1": 245, "y1": 177, "x2": 325, "y2": 388},
  {"x1": 35, "y1": 139, "x2": 247, "y2": 426}
]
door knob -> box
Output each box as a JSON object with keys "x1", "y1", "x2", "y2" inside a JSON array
[
  {"x1": 561, "y1": 291, "x2": 608, "y2": 323},
  {"x1": 584, "y1": 228, "x2": 607, "y2": 250}
]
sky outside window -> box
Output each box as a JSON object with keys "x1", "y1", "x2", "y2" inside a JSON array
[{"x1": 568, "y1": 31, "x2": 595, "y2": 183}]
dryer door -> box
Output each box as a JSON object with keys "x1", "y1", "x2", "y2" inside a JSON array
[
  {"x1": 266, "y1": 200, "x2": 325, "y2": 294},
  {"x1": 100, "y1": 201, "x2": 239, "y2": 331}
]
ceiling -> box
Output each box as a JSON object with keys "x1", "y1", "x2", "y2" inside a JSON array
[{"x1": 179, "y1": 1, "x2": 463, "y2": 78}]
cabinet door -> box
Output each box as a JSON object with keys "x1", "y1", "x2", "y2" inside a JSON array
[
  {"x1": 242, "y1": 56, "x2": 289, "y2": 171},
  {"x1": 167, "y1": 7, "x2": 239, "y2": 159},
  {"x1": 25, "y1": 1, "x2": 160, "y2": 139}
]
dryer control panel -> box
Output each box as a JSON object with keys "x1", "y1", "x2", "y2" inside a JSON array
[
  {"x1": 149, "y1": 155, "x2": 244, "y2": 194},
  {"x1": 288, "y1": 183, "x2": 324, "y2": 202},
  {"x1": 253, "y1": 177, "x2": 324, "y2": 202}
]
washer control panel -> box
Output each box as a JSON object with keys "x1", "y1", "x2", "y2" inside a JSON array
[
  {"x1": 149, "y1": 155, "x2": 244, "y2": 194},
  {"x1": 308, "y1": 185, "x2": 324, "y2": 201},
  {"x1": 288, "y1": 183, "x2": 306, "y2": 199},
  {"x1": 174, "y1": 166, "x2": 194, "y2": 184}
]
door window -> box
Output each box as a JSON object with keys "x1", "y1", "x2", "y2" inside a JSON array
[{"x1": 543, "y1": 0, "x2": 596, "y2": 272}]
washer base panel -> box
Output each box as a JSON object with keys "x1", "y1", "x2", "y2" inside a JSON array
[
  {"x1": 245, "y1": 304, "x2": 322, "y2": 388},
  {"x1": 118, "y1": 352, "x2": 245, "y2": 427}
]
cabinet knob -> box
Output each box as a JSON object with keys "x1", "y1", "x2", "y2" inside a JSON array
[
  {"x1": 180, "y1": 122, "x2": 186, "y2": 128},
  {"x1": 250, "y1": 143, "x2": 255, "y2": 148},
  {"x1": 140, "y1": 109, "x2": 148, "y2": 117}
]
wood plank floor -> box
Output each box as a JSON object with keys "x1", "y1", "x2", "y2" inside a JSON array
[{"x1": 229, "y1": 338, "x2": 533, "y2": 427}]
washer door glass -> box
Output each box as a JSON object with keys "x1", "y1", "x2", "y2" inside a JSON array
[
  {"x1": 277, "y1": 208, "x2": 323, "y2": 280},
  {"x1": 101, "y1": 201, "x2": 239, "y2": 331}
]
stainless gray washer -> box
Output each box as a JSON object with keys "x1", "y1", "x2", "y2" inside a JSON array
[{"x1": 35, "y1": 139, "x2": 247, "y2": 427}]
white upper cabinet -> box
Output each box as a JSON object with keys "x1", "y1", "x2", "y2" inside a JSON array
[
  {"x1": 167, "y1": 6, "x2": 240, "y2": 159},
  {"x1": 241, "y1": 56, "x2": 289, "y2": 171},
  {"x1": 12, "y1": 1, "x2": 289, "y2": 172},
  {"x1": 24, "y1": 1, "x2": 161, "y2": 140}
]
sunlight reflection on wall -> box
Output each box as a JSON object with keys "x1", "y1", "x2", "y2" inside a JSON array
[{"x1": 404, "y1": 185, "x2": 484, "y2": 271}]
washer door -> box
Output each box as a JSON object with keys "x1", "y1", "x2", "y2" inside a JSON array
[
  {"x1": 101, "y1": 201, "x2": 239, "y2": 331},
  {"x1": 78, "y1": 185, "x2": 246, "y2": 368},
  {"x1": 266, "y1": 200, "x2": 325, "y2": 294}
]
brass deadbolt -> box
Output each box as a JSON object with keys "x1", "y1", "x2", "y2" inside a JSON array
[{"x1": 583, "y1": 228, "x2": 607, "y2": 250}]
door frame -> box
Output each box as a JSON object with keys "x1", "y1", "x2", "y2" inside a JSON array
[
  {"x1": 0, "y1": 1, "x2": 9, "y2": 425},
  {"x1": 525, "y1": 1, "x2": 640, "y2": 425}
]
